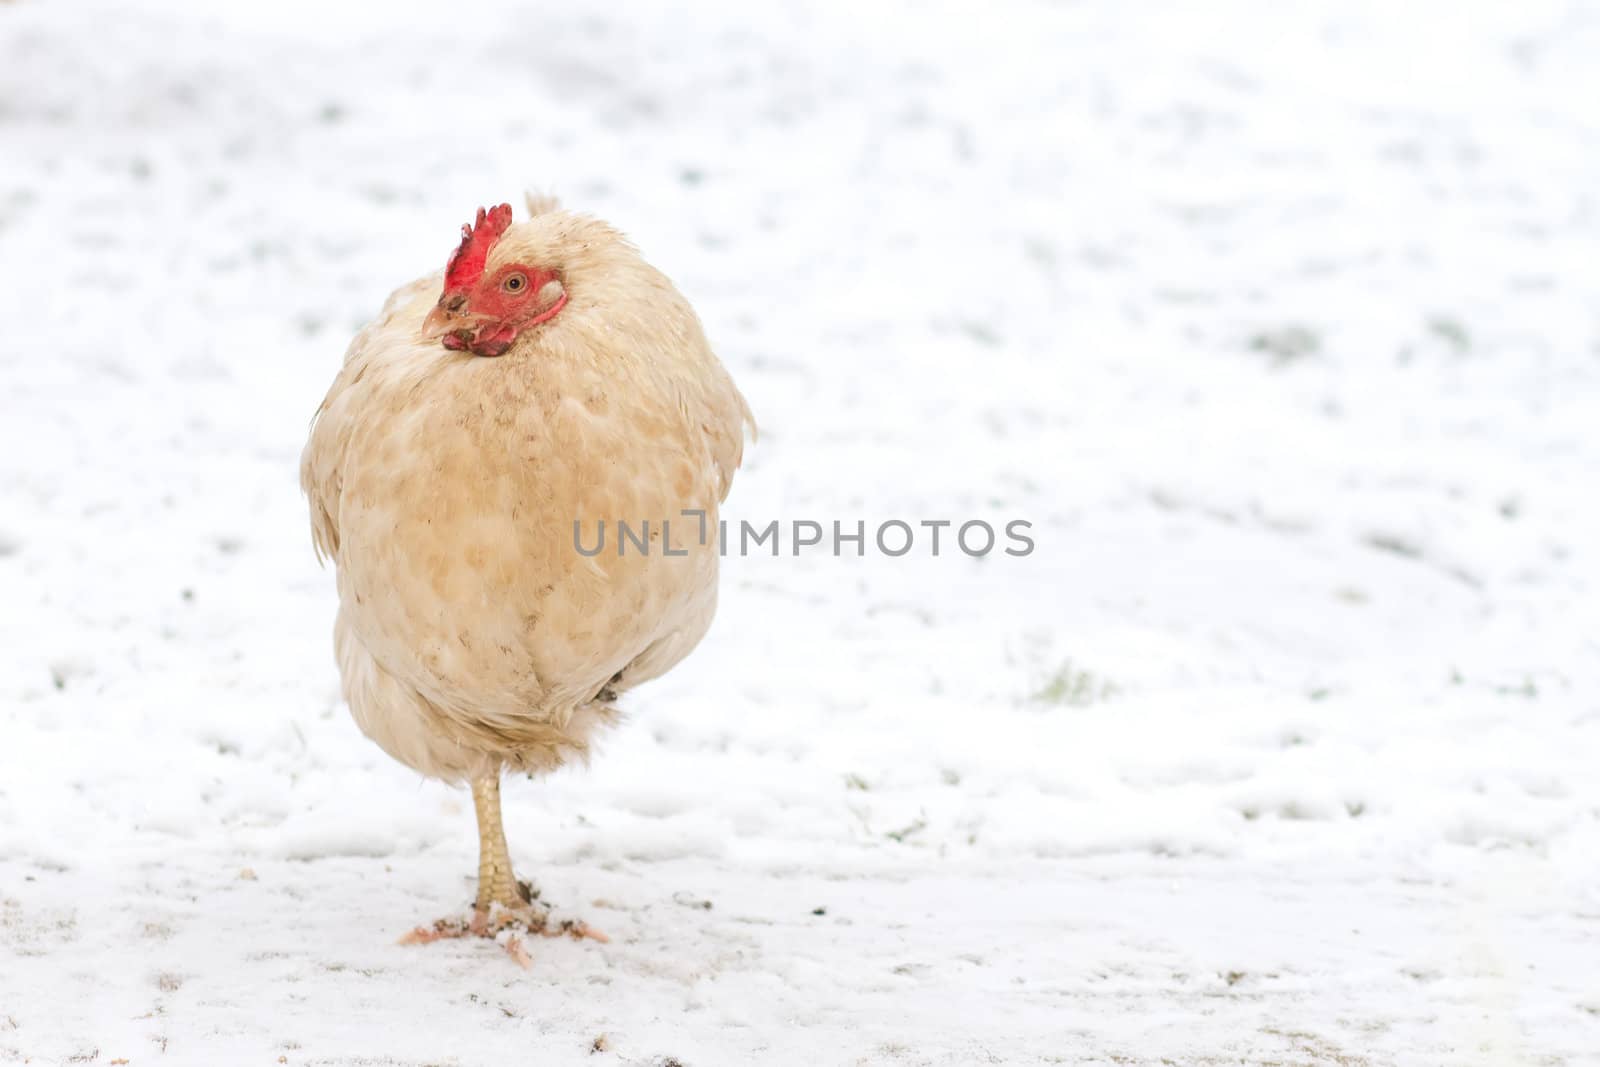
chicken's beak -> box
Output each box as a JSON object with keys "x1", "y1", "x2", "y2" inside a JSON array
[{"x1": 419, "y1": 292, "x2": 470, "y2": 342}]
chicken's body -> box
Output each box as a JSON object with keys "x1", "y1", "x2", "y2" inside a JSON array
[{"x1": 301, "y1": 202, "x2": 750, "y2": 945}]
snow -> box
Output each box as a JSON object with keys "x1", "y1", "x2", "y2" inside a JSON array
[{"x1": 1, "y1": 0, "x2": 1598, "y2": 1063}]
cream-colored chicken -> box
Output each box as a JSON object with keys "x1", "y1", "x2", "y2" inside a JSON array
[{"x1": 301, "y1": 196, "x2": 751, "y2": 952}]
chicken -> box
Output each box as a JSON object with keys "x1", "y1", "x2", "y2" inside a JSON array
[{"x1": 300, "y1": 196, "x2": 752, "y2": 955}]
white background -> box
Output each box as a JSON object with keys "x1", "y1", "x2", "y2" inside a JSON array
[{"x1": 1, "y1": 1, "x2": 1597, "y2": 1063}]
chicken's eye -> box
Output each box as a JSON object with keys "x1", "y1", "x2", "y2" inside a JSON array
[{"x1": 502, "y1": 272, "x2": 528, "y2": 294}]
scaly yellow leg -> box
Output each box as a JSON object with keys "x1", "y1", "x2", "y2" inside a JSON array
[
  {"x1": 471, "y1": 774, "x2": 530, "y2": 913},
  {"x1": 400, "y1": 775, "x2": 606, "y2": 962}
]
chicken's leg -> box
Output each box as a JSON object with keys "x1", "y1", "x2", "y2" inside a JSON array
[
  {"x1": 471, "y1": 774, "x2": 531, "y2": 914},
  {"x1": 399, "y1": 773, "x2": 606, "y2": 964}
]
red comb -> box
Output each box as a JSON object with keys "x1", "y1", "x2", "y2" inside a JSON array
[{"x1": 443, "y1": 203, "x2": 514, "y2": 294}]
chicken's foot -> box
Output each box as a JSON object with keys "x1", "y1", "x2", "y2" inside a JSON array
[{"x1": 398, "y1": 774, "x2": 608, "y2": 966}]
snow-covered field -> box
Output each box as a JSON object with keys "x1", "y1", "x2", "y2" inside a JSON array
[{"x1": 2, "y1": 0, "x2": 1598, "y2": 1063}]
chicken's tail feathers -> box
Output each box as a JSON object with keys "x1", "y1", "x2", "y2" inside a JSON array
[
  {"x1": 523, "y1": 190, "x2": 561, "y2": 218},
  {"x1": 741, "y1": 395, "x2": 759, "y2": 445}
]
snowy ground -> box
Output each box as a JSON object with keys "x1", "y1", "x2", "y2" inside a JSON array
[{"x1": 2, "y1": 0, "x2": 1599, "y2": 1063}]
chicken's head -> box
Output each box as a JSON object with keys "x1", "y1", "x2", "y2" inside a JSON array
[{"x1": 420, "y1": 203, "x2": 568, "y2": 357}]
